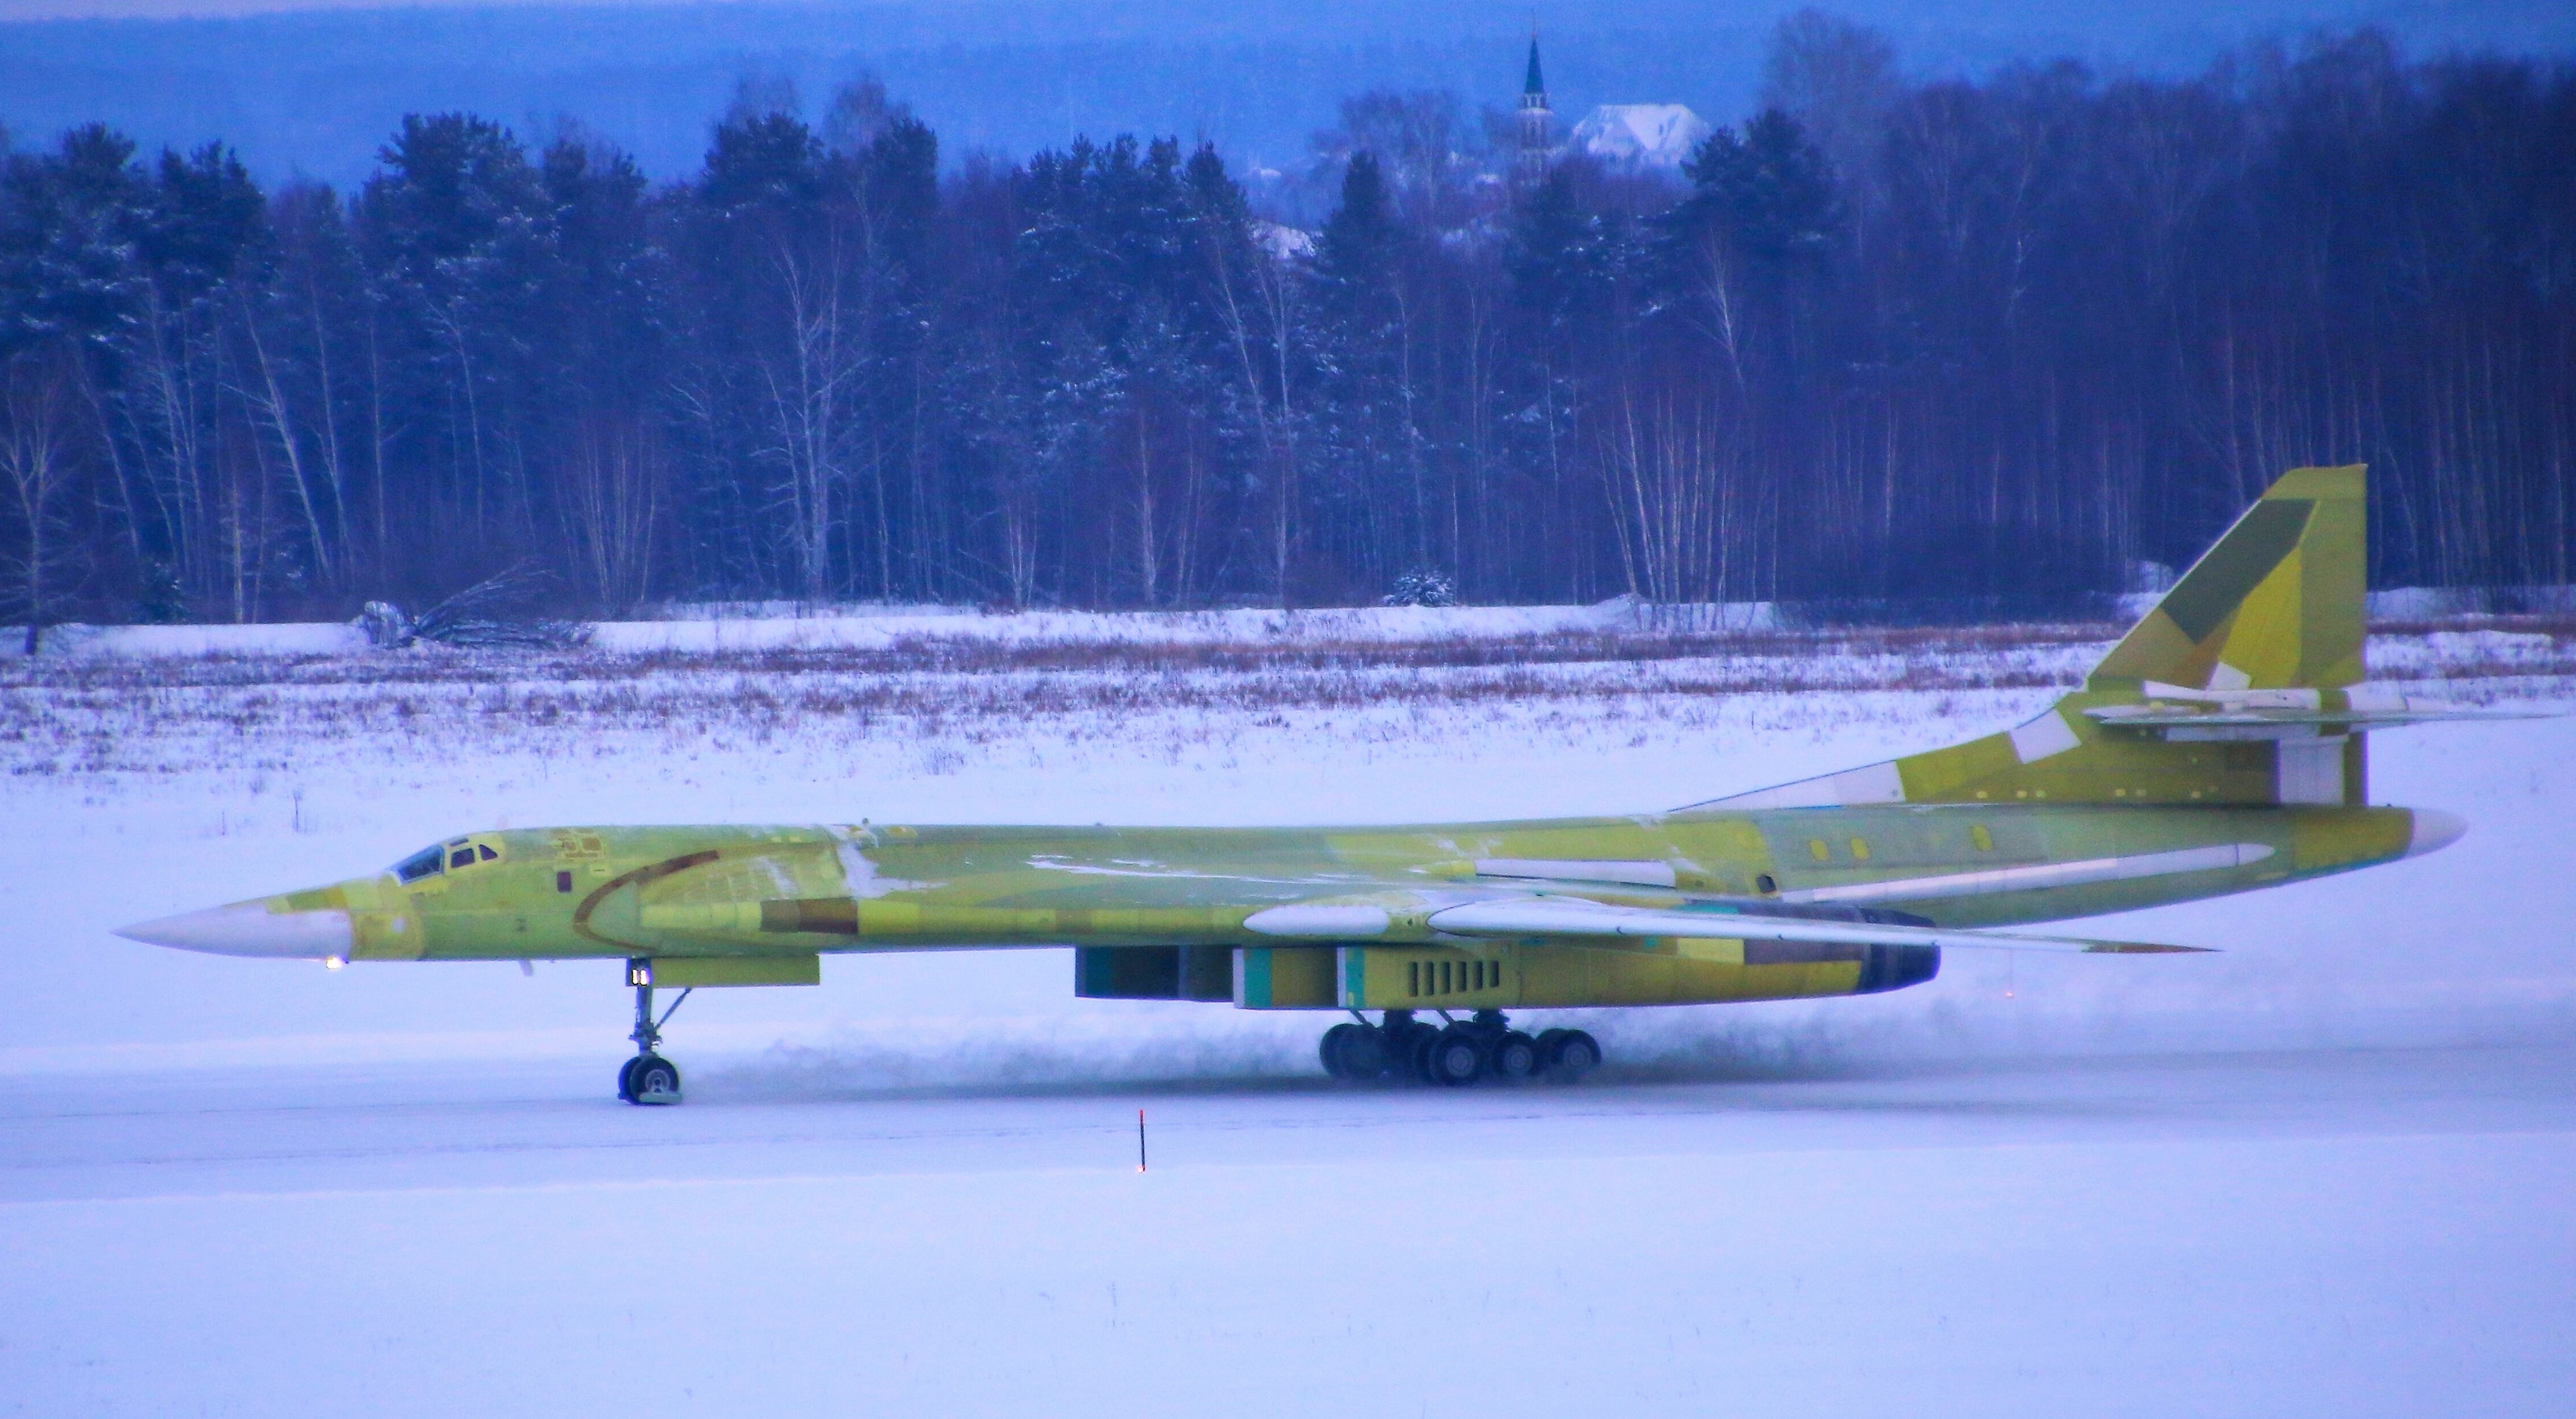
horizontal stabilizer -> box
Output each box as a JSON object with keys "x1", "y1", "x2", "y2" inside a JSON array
[
  {"x1": 2086, "y1": 684, "x2": 2553, "y2": 740},
  {"x1": 1423, "y1": 898, "x2": 2208, "y2": 955}
]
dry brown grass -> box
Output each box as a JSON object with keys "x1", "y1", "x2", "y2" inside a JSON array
[{"x1": 3, "y1": 619, "x2": 2568, "y2": 780}]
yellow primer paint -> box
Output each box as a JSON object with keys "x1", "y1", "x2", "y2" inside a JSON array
[
  {"x1": 1336, "y1": 943, "x2": 1870, "y2": 1010},
  {"x1": 2289, "y1": 807, "x2": 2412, "y2": 873}
]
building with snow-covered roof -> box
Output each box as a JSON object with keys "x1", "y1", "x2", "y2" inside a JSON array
[{"x1": 1570, "y1": 104, "x2": 1712, "y2": 172}]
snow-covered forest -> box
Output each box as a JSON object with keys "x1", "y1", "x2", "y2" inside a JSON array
[{"x1": 2, "y1": 17, "x2": 2571, "y2": 630}]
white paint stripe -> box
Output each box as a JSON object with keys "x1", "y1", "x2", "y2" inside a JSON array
[
  {"x1": 1475, "y1": 859, "x2": 1679, "y2": 888},
  {"x1": 1773, "y1": 843, "x2": 2274, "y2": 907}
]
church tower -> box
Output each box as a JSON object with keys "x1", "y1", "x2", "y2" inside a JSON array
[{"x1": 1516, "y1": 31, "x2": 1552, "y2": 192}]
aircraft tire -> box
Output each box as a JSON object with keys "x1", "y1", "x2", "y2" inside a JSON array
[
  {"x1": 628, "y1": 1053, "x2": 682, "y2": 1105},
  {"x1": 1409, "y1": 1028, "x2": 1441, "y2": 1085},
  {"x1": 1546, "y1": 1030, "x2": 1601, "y2": 1081},
  {"x1": 1490, "y1": 1030, "x2": 1540, "y2": 1082},
  {"x1": 1339, "y1": 1026, "x2": 1390, "y2": 1080},
  {"x1": 1319, "y1": 1023, "x2": 1359, "y2": 1079},
  {"x1": 616, "y1": 1056, "x2": 639, "y2": 1102},
  {"x1": 1428, "y1": 1026, "x2": 1485, "y2": 1086}
]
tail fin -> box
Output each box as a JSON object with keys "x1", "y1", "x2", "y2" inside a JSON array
[
  {"x1": 2087, "y1": 464, "x2": 2366, "y2": 694},
  {"x1": 1693, "y1": 465, "x2": 2373, "y2": 812}
]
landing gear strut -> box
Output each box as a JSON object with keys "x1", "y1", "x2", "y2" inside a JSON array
[
  {"x1": 1320, "y1": 1009, "x2": 1597, "y2": 1086},
  {"x1": 618, "y1": 959, "x2": 690, "y2": 1105}
]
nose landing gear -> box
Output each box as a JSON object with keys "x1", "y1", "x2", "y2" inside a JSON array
[
  {"x1": 1320, "y1": 1009, "x2": 1597, "y2": 1086},
  {"x1": 618, "y1": 960, "x2": 690, "y2": 1105}
]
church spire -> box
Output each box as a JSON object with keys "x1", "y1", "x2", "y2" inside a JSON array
[{"x1": 1516, "y1": 28, "x2": 1552, "y2": 192}]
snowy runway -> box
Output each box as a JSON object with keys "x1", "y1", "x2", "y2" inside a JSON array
[
  {"x1": 8, "y1": 1045, "x2": 2574, "y2": 1416},
  {"x1": 6, "y1": 615, "x2": 2573, "y2": 1414}
]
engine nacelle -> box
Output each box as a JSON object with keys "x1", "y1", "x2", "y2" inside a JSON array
[
  {"x1": 1081, "y1": 941, "x2": 1939, "y2": 1010},
  {"x1": 1229, "y1": 942, "x2": 1942, "y2": 1010}
]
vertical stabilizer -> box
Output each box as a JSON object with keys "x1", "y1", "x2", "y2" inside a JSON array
[
  {"x1": 1689, "y1": 465, "x2": 2374, "y2": 812},
  {"x1": 2087, "y1": 465, "x2": 2366, "y2": 693}
]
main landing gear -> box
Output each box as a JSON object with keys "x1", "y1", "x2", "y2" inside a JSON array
[
  {"x1": 1319, "y1": 1009, "x2": 1600, "y2": 1087},
  {"x1": 618, "y1": 960, "x2": 691, "y2": 1105}
]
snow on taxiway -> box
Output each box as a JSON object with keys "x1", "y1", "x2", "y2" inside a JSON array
[{"x1": 3, "y1": 616, "x2": 2573, "y2": 1415}]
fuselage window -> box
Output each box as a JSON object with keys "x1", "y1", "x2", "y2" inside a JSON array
[{"x1": 394, "y1": 845, "x2": 445, "y2": 884}]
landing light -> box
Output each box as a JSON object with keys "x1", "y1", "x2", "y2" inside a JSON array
[{"x1": 325, "y1": 955, "x2": 346, "y2": 971}]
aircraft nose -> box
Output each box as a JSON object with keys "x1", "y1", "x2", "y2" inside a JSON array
[
  {"x1": 114, "y1": 899, "x2": 354, "y2": 959},
  {"x1": 2405, "y1": 808, "x2": 2468, "y2": 859}
]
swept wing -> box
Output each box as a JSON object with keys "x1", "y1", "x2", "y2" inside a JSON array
[{"x1": 1250, "y1": 893, "x2": 2210, "y2": 955}]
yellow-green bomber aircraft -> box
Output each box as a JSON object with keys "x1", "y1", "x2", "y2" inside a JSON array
[{"x1": 119, "y1": 465, "x2": 2519, "y2": 1102}]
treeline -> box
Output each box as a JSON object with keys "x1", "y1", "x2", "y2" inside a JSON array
[{"x1": 2, "y1": 21, "x2": 2571, "y2": 631}]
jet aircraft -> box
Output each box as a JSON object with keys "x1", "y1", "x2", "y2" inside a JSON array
[{"x1": 120, "y1": 465, "x2": 2519, "y2": 1102}]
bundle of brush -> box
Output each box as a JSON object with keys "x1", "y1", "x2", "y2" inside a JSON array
[
  {"x1": 1382, "y1": 568, "x2": 1458, "y2": 608},
  {"x1": 359, "y1": 565, "x2": 591, "y2": 650}
]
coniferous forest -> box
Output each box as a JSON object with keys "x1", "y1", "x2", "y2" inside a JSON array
[{"x1": 1, "y1": 19, "x2": 2571, "y2": 627}]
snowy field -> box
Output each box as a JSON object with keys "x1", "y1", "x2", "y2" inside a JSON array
[{"x1": 5, "y1": 611, "x2": 2574, "y2": 1415}]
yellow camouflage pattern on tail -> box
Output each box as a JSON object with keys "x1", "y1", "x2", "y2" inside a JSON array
[
  {"x1": 1697, "y1": 465, "x2": 2373, "y2": 812},
  {"x1": 2088, "y1": 464, "x2": 2367, "y2": 693}
]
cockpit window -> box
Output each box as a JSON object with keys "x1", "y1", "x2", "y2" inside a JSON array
[
  {"x1": 449, "y1": 849, "x2": 476, "y2": 871},
  {"x1": 394, "y1": 845, "x2": 445, "y2": 883},
  {"x1": 478, "y1": 844, "x2": 498, "y2": 861}
]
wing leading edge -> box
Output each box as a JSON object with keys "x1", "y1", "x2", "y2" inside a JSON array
[
  {"x1": 1244, "y1": 895, "x2": 2210, "y2": 955},
  {"x1": 1420, "y1": 899, "x2": 2208, "y2": 955}
]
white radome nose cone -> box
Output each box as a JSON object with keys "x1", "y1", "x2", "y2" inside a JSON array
[
  {"x1": 114, "y1": 903, "x2": 354, "y2": 959},
  {"x1": 2405, "y1": 809, "x2": 2468, "y2": 859}
]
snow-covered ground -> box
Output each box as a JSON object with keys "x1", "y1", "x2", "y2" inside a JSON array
[{"x1": 4, "y1": 612, "x2": 2573, "y2": 1414}]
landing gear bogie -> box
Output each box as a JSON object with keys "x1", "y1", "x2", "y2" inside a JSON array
[{"x1": 1317, "y1": 1010, "x2": 1601, "y2": 1088}]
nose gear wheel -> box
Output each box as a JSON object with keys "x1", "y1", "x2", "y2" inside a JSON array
[{"x1": 617, "y1": 961, "x2": 690, "y2": 1105}]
